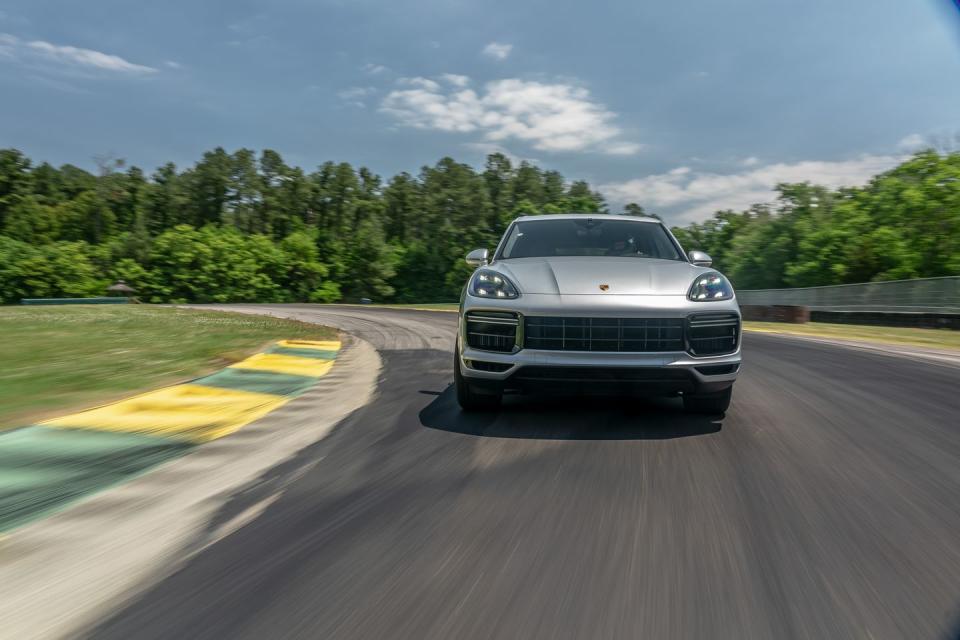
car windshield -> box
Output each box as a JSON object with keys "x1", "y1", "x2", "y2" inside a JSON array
[{"x1": 498, "y1": 218, "x2": 684, "y2": 261}]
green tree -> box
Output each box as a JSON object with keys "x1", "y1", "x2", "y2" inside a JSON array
[
  {"x1": 383, "y1": 172, "x2": 420, "y2": 243},
  {"x1": 184, "y1": 148, "x2": 232, "y2": 227},
  {"x1": 144, "y1": 163, "x2": 187, "y2": 234},
  {"x1": 566, "y1": 180, "x2": 606, "y2": 212},
  {"x1": 143, "y1": 225, "x2": 283, "y2": 303},
  {"x1": 2, "y1": 195, "x2": 59, "y2": 243},
  {"x1": 0, "y1": 237, "x2": 104, "y2": 303},
  {"x1": 511, "y1": 162, "x2": 545, "y2": 208},
  {"x1": 1, "y1": 145, "x2": 954, "y2": 305},
  {"x1": 31, "y1": 162, "x2": 65, "y2": 205},
  {"x1": 542, "y1": 170, "x2": 566, "y2": 206},
  {"x1": 339, "y1": 219, "x2": 397, "y2": 301},
  {"x1": 622, "y1": 202, "x2": 661, "y2": 220},
  {"x1": 274, "y1": 230, "x2": 331, "y2": 301},
  {"x1": 58, "y1": 164, "x2": 98, "y2": 199},
  {"x1": 57, "y1": 191, "x2": 116, "y2": 244},
  {"x1": 0, "y1": 149, "x2": 33, "y2": 230}
]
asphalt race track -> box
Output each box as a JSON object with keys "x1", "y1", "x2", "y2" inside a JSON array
[{"x1": 87, "y1": 306, "x2": 960, "y2": 640}]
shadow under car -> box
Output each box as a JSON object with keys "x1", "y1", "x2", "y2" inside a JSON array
[{"x1": 419, "y1": 386, "x2": 724, "y2": 441}]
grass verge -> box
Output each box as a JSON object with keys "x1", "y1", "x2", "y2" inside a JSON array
[
  {"x1": 0, "y1": 305, "x2": 337, "y2": 428},
  {"x1": 743, "y1": 321, "x2": 960, "y2": 351}
]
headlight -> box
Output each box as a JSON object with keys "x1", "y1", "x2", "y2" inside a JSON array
[
  {"x1": 469, "y1": 270, "x2": 520, "y2": 299},
  {"x1": 688, "y1": 272, "x2": 733, "y2": 301}
]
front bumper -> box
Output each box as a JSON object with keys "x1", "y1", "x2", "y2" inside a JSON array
[
  {"x1": 459, "y1": 346, "x2": 740, "y2": 396},
  {"x1": 458, "y1": 293, "x2": 741, "y2": 396}
]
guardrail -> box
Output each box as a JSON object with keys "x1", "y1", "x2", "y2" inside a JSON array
[
  {"x1": 737, "y1": 276, "x2": 960, "y2": 314},
  {"x1": 21, "y1": 297, "x2": 132, "y2": 305}
]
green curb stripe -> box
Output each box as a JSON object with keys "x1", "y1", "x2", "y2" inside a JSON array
[
  {"x1": 193, "y1": 368, "x2": 320, "y2": 396},
  {"x1": 0, "y1": 426, "x2": 192, "y2": 533},
  {"x1": 266, "y1": 346, "x2": 339, "y2": 359},
  {"x1": 0, "y1": 339, "x2": 341, "y2": 533}
]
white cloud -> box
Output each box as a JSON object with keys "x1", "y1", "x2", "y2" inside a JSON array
[
  {"x1": 600, "y1": 155, "x2": 903, "y2": 224},
  {"x1": 0, "y1": 33, "x2": 16, "y2": 57},
  {"x1": 337, "y1": 85, "x2": 376, "y2": 108},
  {"x1": 338, "y1": 86, "x2": 375, "y2": 99},
  {"x1": 381, "y1": 76, "x2": 641, "y2": 155},
  {"x1": 163, "y1": 60, "x2": 181, "y2": 69},
  {"x1": 26, "y1": 39, "x2": 156, "y2": 73},
  {"x1": 398, "y1": 76, "x2": 440, "y2": 91},
  {"x1": 897, "y1": 133, "x2": 926, "y2": 150},
  {"x1": 440, "y1": 73, "x2": 470, "y2": 87},
  {"x1": 482, "y1": 42, "x2": 513, "y2": 60},
  {"x1": 0, "y1": 33, "x2": 156, "y2": 74},
  {"x1": 606, "y1": 141, "x2": 644, "y2": 155},
  {"x1": 363, "y1": 63, "x2": 388, "y2": 75},
  {"x1": 741, "y1": 156, "x2": 759, "y2": 167}
]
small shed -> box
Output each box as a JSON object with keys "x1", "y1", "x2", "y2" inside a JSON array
[{"x1": 106, "y1": 280, "x2": 137, "y2": 298}]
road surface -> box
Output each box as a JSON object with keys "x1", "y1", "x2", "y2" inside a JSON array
[{"x1": 87, "y1": 306, "x2": 960, "y2": 640}]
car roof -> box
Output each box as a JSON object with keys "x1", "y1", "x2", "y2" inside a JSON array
[{"x1": 512, "y1": 213, "x2": 662, "y2": 224}]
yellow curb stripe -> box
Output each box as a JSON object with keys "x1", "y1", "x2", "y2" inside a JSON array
[
  {"x1": 42, "y1": 384, "x2": 289, "y2": 444},
  {"x1": 275, "y1": 339, "x2": 342, "y2": 351},
  {"x1": 230, "y1": 353, "x2": 335, "y2": 377},
  {"x1": 35, "y1": 338, "x2": 342, "y2": 446}
]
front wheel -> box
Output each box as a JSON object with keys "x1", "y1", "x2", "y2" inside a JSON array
[
  {"x1": 683, "y1": 386, "x2": 732, "y2": 414},
  {"x1": 454, "y1": 346, "x2": 501, "y2": 411}
]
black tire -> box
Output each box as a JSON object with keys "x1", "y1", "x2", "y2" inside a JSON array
[
  {"x1": 683, "y1": 386, "x2": 733, "y2": 414},
  {"x1": 454, "y1": 346, "x2": 501, "y2": 411}
]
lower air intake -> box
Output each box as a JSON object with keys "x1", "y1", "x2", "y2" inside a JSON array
[
  {"x1": 465, "y1": 311, "x2": 518, "y2": 353},
  {"x1": 687, "y1": 313, "x2": 740, "y2": 356}
]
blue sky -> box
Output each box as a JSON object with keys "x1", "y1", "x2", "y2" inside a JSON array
[{"x1": 1, "y1": 0, "x2": 959, "y2": 223}]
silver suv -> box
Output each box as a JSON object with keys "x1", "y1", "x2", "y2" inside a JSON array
[{"x1": 455, "y1": 214, "x2": 741, "y2": 414}]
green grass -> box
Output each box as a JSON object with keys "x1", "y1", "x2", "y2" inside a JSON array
[
  {"x1": 743, "y1": 321, "x2": 960, "y2": 351},
  {"x1": 0, "y1": 306, "x2": 337, "y2": 428}
]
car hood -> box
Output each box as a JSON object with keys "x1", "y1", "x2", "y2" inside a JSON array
[{"x1": 495, "y1": 257, "x2": 706, "y2": 296}]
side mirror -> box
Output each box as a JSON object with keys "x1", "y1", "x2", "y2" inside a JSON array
[
  {"x1": 688, "y1": 250, "x2": 712, "y2": 267},
  {"x1": 465, "y1": 248, "x2": 489, "y2": 267}
]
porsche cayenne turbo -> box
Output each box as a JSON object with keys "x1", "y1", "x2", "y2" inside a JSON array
[{"x1": 455, "y1": 214, "x2": 741, "y2": 413}]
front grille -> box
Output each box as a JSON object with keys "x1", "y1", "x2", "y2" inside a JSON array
[
  {"x1": 465, "y1": 311, "x2": 518, "y2": 353},
  {"x1": 524, "y1": 317, "x2": 684, "y2": 352},
  {"x1": 687, "y1": 313, "x2": 740, "y2": 356}
]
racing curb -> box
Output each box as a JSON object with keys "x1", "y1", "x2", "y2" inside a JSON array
[
  {"x1": 0, "y1": 339, "x2": 342, "y2": 533},
  {"x1": 0, "y1": 334, "x2": 381, "y2": 640}
]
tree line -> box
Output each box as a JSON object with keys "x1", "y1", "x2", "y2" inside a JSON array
[
  {"x1": 672, "y1": 150, "x2": 960, "y2": 289},
  {"x1": 0, "y1": 148, "x2": 605, "y2": 303},
  {"x1": 0, "y1": 147, "x2": 957, "y2": 304}
]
